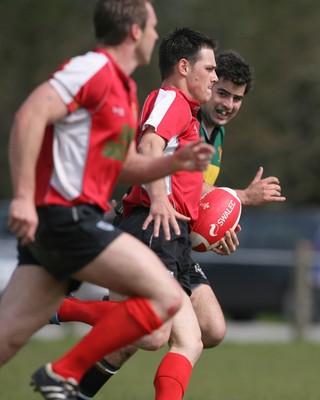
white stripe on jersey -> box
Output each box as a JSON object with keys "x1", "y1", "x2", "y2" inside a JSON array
[
  {"x1": 48, "y1": 51, "x2": 110, "y2": 201},
  {"x1": 142, "y1": 88, "x2": 176, "y2": 133},
  {"x1": 49, "y1": 51, "x2": 109, "y2": 103},
  {"x1": 51, "y1": 108, "x2": 91, "y2": 200},
  {"x1": 141, "y1": 89, "x2": 181, "y2": 198}
]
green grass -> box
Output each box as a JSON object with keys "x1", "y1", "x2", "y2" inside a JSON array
[{"x1": 1, "y1": 334, "x2": 319, "y2": 400}]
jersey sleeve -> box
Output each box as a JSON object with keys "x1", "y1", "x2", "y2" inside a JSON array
[
  {"x1": 141, "y1": 89, "x2": 191, "y2": 142},
  {"x1": 49, "y1": 51, "x2": 112, "y2": 113}
]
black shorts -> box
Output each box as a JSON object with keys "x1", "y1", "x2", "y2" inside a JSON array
[
  {"x1": 189, "y1": 258, "x2": 211, "y2": 290},
  {"x1": 18, "y1": 204, "x2": 122, "y2": 282},
  {"x1": 119, "y1": 207, "x2": 192, "y2": 295}
]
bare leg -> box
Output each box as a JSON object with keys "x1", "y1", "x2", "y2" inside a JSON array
[
  {"x1": 153, "y1": 292, "x2": 203, "y2": 400},
  {"x1": 73, "y1": 233, "x2": 182, "y2": 322},
  {"x1": 0, "y1": 266, "x2": 69, "y2": 366},
  {"x1": 190, "y1": 284, "x2": 226, "y2": 348}
]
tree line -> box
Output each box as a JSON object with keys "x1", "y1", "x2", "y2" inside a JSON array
[{"x1": 1, "y1": 0, "x2": 319, "y2": 205}]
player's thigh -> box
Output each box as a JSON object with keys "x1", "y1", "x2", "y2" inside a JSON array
[
  {"x1": 191, "y1": 284, "x2": 226, "y2": 347},
  {"x1": 74, "y1": 231, "x2": 179, "y2": 300},
  {"x1": 109, "y1": 290, "x2": 126, "y2": 301}
]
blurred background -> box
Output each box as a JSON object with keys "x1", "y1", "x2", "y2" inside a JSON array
[{"x1": 1, "y1": 0, "x2": 320, "y2": 331}]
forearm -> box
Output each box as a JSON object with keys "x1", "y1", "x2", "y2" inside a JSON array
[
  {"x1": 119, "y1": 138, "x2": 214, "y2": 185},
  {"x1": 118, "y1": 134, "x2": 172, "y2": 185},
  {"x1": 202, "y1": 182, "x2": 215, "y2": 196},
  {"x1": 118, "y1": 152, "x2": 178, "y2": 185},
  {"x1": 144, "y1": 175, "x2": 169, "y2": 204},
  {"x1": 233, "y1": 189, "x2": 250, "y2": 206}
]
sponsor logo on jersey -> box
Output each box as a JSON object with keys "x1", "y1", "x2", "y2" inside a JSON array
[
  {"x1": 103, "y1": 125, "x2": 135, "y2": 161},
  {"x1": 112, "y1": 106, "x2": 125, "y2": 117}
]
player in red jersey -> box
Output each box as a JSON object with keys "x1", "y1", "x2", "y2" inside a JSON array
[
  {"x1": 0, "y1": 2, "x2": 214, "y2": 399},
  {"x1": 118, "y1": 27, "x2": 221, "y2": 400}
]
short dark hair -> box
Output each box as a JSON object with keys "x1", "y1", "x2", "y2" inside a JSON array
[
  {"x1": 94, "y1": 0, "x2": 152, "y2": 46},
  {"x1": 158, "y1": 27, "x2": 218, "y2": 80},
  {"x1": 216, "y1": 50, "x2": 254, "y2": 94}
]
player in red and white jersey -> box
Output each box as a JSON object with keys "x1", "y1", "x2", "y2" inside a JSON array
[
  {"x1": 123, "y1": 86, "x2": 203, "y2": 222},
  {"x1": 118, "y1": 28, "x2": 219, "y2": 400},
  {"x1": 36, "y1": 48, "x2": 139, "y2": 211},
  {"x1": 0, "y1": 2, "x2": 214, "y2": 400}
]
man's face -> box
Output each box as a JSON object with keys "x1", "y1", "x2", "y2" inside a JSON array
[
  {"x1": 136, "y1": 2, "x2": 158, "y2": 66},
  {"x1": 201, "y1": 78, "x2": 247, "y2": 127},
  {"x1": 185, "y1": 48, "x2": 218, "y2": 105}
]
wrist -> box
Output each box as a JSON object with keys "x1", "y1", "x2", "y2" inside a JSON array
[
  {"x1": 235, "y1": 189, "x2": 249, "y2": 206},
  {"x1": 169, "y1": 153, "x2": 181, "y2": 173}
]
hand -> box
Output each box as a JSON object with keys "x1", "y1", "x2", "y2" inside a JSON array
[
  {"x1": 213, "y1": 225, "x2": 241, "y2": 256},
  {"x1": 142, "y1": 197, "x2": 190, "y2": 240},
  {"x1": 7, "y1": 198, "x2": 38, "y2": 245},
  {"x1": 104, "y1": 199, "x2": 118, "y2": 223},
  {"x1": 174, "y1": 140, "x2": 215, "y2": 172},
  {"x1": 238, "y1": 166, "x2": 286, "y2": 206}
]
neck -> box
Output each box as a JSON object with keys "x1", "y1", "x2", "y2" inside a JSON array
[
  {"x1": 202, "y1": 118, "x2": 217, "y2": 136},
  {"x1": 162, "y1": 77, "x2": 189, "y2": 96},
  {"x1": 98, "y1": 44, "x2": 138, "y2": 76}
]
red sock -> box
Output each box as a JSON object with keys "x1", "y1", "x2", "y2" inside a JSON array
[
  {"x1": 154, "y1": 352, "x2": 193, "y2": 400},
  {"x1": 58, "y1": 298, "x2": 117, "y2": 326},
  {"x1": 52, "y1": 297, "x2": 162, "y2": 383}
]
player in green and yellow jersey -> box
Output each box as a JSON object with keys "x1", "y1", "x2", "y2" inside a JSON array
[{"x1": 190, "y1": 50, "x2": 286, "y2": 349}]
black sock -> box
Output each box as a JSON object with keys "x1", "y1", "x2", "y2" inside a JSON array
[{"x1": 78, "y1": 358, "x2": 120, "y2": 399}]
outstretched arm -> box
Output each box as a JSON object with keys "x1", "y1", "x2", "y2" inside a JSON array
[
  {"x1": 234, "y1": 166, "x2": 286, "y2": 206},
  {"x1": 118, "y1": 139, "x2": 214, "y2": 186}
]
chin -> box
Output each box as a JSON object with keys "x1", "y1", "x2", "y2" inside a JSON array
[{"x1": 213, "y1": 117, "x2": 227, "y2": 126}]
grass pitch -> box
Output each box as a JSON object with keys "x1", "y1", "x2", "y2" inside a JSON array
[{"x1": 1, "y1": 333, "x2": 319, "y2": 400}]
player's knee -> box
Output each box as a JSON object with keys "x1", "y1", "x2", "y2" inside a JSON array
[
  {"x1": 161, "y1": 283, "x2": 183, "y2": 321},
  {"x1": 201, "y1": 322, "x2": 227, "y2": 349}
]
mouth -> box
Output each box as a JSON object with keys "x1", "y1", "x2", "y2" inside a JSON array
[{"x1": 216, "y1": 109, "x2": 227, "y2": 116}]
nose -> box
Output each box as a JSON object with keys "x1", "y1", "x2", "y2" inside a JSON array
[
  {"x1": 222, "y1": 97, "x2": 233, "y2": 111},
  {"x1": 211, "y1": 70, "x2": 218, "y2": 84}
]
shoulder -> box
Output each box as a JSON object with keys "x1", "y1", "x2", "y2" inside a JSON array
[
  {"x1": 52, "y1": 51, "x2": 110, "y2": 85},
  {"x1": 49, "y1": 51, "x2": 113, "y2": 107}
]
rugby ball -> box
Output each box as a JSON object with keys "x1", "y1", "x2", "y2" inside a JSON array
[{"x1": 190, "y1": 187, "x2": 242, "y2": 252}]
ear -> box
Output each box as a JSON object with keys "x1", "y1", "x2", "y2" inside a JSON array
[
  {"x1": 129, "y1": 23, "x2": 142, "y2": 42},
  {"x1": 177, "y1": 58, "x2": 189, "y2": 77}
]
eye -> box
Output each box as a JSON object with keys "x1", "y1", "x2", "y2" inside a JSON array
[
  {"x1": 234, "y1": 96, "x2": 243, "y2": 103},
  {"x1": 218, "y1": 91, "x2": 227, "y2": 98}
]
